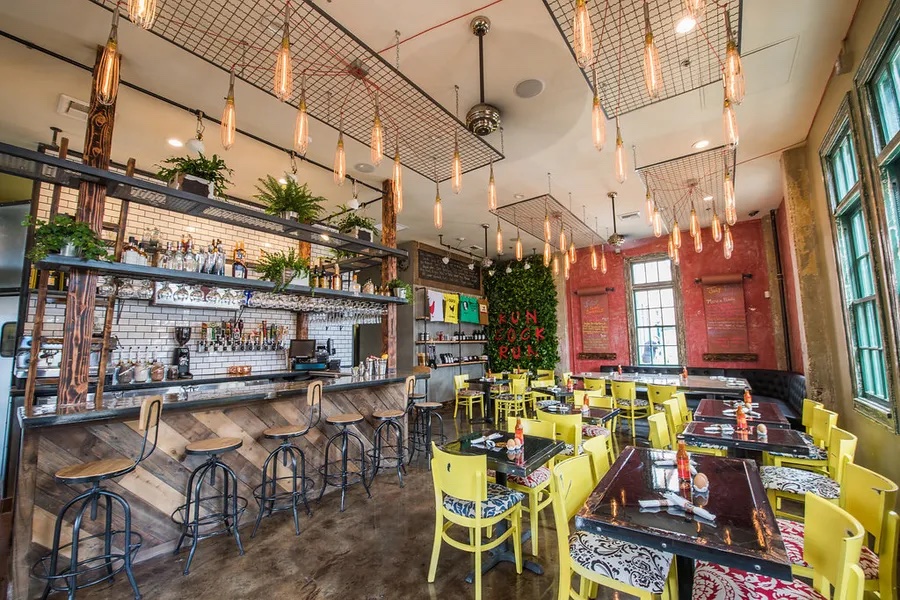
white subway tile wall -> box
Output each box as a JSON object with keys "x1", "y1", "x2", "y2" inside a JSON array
[{"x1": 30, "y1": 180, "x2": 356, "y2": 375}]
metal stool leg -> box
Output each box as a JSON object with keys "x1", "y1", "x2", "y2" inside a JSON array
[
  {"x1": 317, "y1": 433, "x2": 341, "y2": 504},
  {"x1": 346, "y1": 429, "x2": 372, "y2": 500}
]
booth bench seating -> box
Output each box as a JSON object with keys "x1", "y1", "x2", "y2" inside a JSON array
[{"x1": 593, "y1": 366, "x2": 806, "y2": 428}]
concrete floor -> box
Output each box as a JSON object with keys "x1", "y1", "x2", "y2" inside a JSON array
[{"x1": 71, "y1": 410, "x2": 636, "y2": 600}]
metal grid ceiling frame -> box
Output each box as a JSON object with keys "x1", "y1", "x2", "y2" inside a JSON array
[
  {"x1": 494, "y1": 194, "x2": 605, "y2": 251},
  {"x1": 89, "y1": 0, "x2": 503, "y2": 181},
  {"x1": 542, "y1": 0, "x2": 742, "y2": 116},
  {"x1": 636, "y1": 145, "x2": 737, "y2": 229}
]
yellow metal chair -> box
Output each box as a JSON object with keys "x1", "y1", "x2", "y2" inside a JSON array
[
  {"x1": 693, "y1": 492, "x2": 865, "y2": 600},
  {"x1": 611, "y1": 380, "x2": 648, "y2": 440},
  {"x1": 583, "y1": 377, "x2": 607, "y2": 392},
  {"x1": 777, "y1": 461, "x2": 898, "y2": 599},
  {"x1": 647, "y1": 413, "x2": 672, "y2": 450},
  {"x1": 673, "y1": 391, "x2": 692, "y2": 423},
  {"x1": 495, "y1": 378, "x2": 529, "y2": 423},
  {"x1": 586, "y1": 393, "x2": 619, "y2": 434},
  {"x1": 764, "y1": 405, "x2": 837, "y2": 472},
  {"x1": 427, "y1": 444, "x2": 524, "y2": 600},
  {"x1": 536, "y1": 409, "x2": 583, "y2": 457},
  {"x1": 530, "y1": 377, "x2": 557, "y2": 412},
  {"x1": 551, "y1": 455, "x2": 676, "y2": 600},
  {"x1": 646, "y1": 383, "x2": 677, "y2": 415},
  {"x1": 561, "y1": 372, "x2": 573, "y2": 387},
  {"x1": 581, "y1": 435, "x2": 612, "y2": 484},
  {"x1": 760, "y1": 426, "x2": 858, "y2": 519},
  {"x1": 504, "y1": 418, "x2": 556, "y2": 557},
  {"x1": 660, "y1": 398, "x2": 726, "y2": 457},
  {"x1": 453, "y1": 374, "x2": 485, "y2": 421}
]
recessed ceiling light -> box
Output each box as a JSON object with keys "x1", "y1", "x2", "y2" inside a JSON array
[
  {"x1": 514, "y1": 193, "x2": 525, "y2": 199},
  {"x1": 703, "y1": 194, "x2": 714, "y2": 201},
  {"x1": 278, "y1": 177, "x2": 287, "y2": 185},
  {"x1": 167, "y1": 138, "x2": 184, "y2": 147},
  {"x1": 354, "y1": 162, "x2": 375, "y2": 173},
  {"x1": 692, "y1": 139, "x2": 710, "y2": 149},
  {"x1": 514, "y1": 79, "x2": 545, "y2": 99},
  {"x1": 674, "y1": 15, "x2": 697, "y2": 34}
]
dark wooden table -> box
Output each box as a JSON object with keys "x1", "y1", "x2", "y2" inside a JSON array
[
  {"x1": 466, "y1": 377, "x2": 511, "y2": 424},
  {"x1": 445, "y1": 431, "x2": 565, "y2": 581},
  {"x1": 573, "y1": 372, "x2": 750, "y2": 395},
  {"x1": 693, "y1": 399, "x2": 791, "y2": 429},
  {"x1": 583, "y1": 406, "x2": 621, "y2": 426},
  {"x1": 530, "y1": 386, "x2": 574, "y2": 402},
  {"x1": 681, "y1": 421, "x2": 812, "y2": 456},
  {"x1": 576, "y1": 446, "x2": 791, "y2": 598}
]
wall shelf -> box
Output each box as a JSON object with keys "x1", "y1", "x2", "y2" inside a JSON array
[
  {"x1": 416, "y1": 340, "x2": 487, "y2": 345},
  {"x1": 435, "y1": 360, "x2": 488, "y2": 369}
]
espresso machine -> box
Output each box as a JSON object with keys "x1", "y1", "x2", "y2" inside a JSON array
[{"x1": 174, "y1": 326, "x2": 193, "y2": 379}]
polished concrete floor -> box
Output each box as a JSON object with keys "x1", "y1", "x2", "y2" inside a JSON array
[{"x1": 73, "y1": 409, "x2": 638, "y2": 600}]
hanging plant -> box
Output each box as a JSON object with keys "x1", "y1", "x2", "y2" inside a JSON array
[
  {"x1": 385, "y1": 278, "x2": 412, "y2": 300},
  {"x1": 24, "y1": 214, "x2": 109, "y2": 262},
  {"x1": 255, "y1": 176, "x2": 326, "y2": 223},
  {"x1": 256, "y1": 248, "x2": 310, "y2": 292},
  {"x1": 333, "y1": 206, "x2": 377, "y2": 235},
  {"x1": 156, "y1": 153, "x2": 233, "y2": 197}
]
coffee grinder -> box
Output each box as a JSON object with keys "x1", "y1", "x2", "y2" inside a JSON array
[{"x1": 174, "y1": 326, "x2": 193, "y2": 379}]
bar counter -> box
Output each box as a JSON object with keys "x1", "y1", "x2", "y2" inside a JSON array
[{"x1": 12, "y1": 370, "x2": 427, "y2": 599}]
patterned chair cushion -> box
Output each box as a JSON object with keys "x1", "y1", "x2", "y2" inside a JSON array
[
  {"x1": 508, "y1": 466, "x2": 551, "y2": 488},
  {"x1": 693, "y1": 560, "x2": 824, "y2": 600},
  {"x1": 536, "y1": 399, "x2": 558, "y2": 409},
  {"x1": 798, "y1": 431, "x2": 814, "y2": 445},
  {"x1": 569, "y1": 530, "x2": 673, "y2": 594},
  {"x1": 442, "y1": 483, "x2": 525, "y2": 519},
  {"x1": 617, "y1": 398, "x2": 650, "y2": 408},
  {"x1": 457, "y1": 390, "x2": 483, "y2": 397},
  {"x1": 686, "y1": 440, "x2": 729, "y2": 451},
  {"x1": 582, "y1": 424, "x2": 610, "y2": 438},
  {"x1": 562, "y1": 442, "x2": 586, "y2": 456},
  {"x1": 777, "y1": 518, "x2": 880, "y2": 579},
  {"x1": 767, "y1": 445, "x2": 828, "y2": 460},
  {"x1": 759, "y1": 466, "x2": 840, "y2": 500}
]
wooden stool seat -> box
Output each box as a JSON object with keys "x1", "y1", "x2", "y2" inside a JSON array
[
  {"x1": 417, "y1": 402, "x2": 443, "y2": 409},
  {"x1": 263, "y1": 424, "x2": 307, "y2": 439},
  {"x1": 55, "y1": 458, "x2": 134, "y2": 483},
  {"x1": 373, "y1": 409, "x2": 405, "y2": 419},
  {"x1": 185, "y1": 437, "x2": 243, "y2": 455},
  {"x1": 327, "y1": 412, "x2": 364, "y2": 425}
]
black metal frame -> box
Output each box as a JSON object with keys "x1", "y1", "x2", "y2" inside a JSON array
[
  {"x1": 316, "y1": 420, "x2": 372, "y2": 512},
  {"x1": 368, "y1": 416, "x2": 407, "y2": 487}
]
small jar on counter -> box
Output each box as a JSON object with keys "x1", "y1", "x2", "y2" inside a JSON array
[{"x1": 149, "y1": 360, "x2": 166, "y2": 382}]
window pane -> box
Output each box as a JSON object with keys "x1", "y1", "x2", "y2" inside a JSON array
[
  {"x1": 874, "y1": 56, "x2": 900, "y2": 143},
  {"x1": 644, "y1": 261, "x2": 659, "y2": 284},
  {"x1": 636, "y1": 309, "x2": 650, "y2": 327},
  {"x1": 633, "y1": 262, "x2": 646, "y2": 285},
  {"x1": 659, "y1": 288, "x2": 674, "y2": 307},
  {"x1": 661, "y1": 307, "x2": 675, "y2": 326},
  {"x1": 881, "y1": 160, "x2": 900, "y2": 308},
  {"x1": 663, "y1": 346, "x2": 679, "y2": 365},
  {"x1": 657, "y1": 260, "x2": 672, "y2": 282}
]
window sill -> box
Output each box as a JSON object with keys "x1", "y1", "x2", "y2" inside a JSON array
[{"x1": 852, "y1": 397, "x2": 896, "y2": 430}]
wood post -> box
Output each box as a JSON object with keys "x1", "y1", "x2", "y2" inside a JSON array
[
  {"x1": 57, "y1": 47, "x2": 118, "y2": 405},
  {"x1": 381, "y1": 179, "x2": 397, "y2": 372}
]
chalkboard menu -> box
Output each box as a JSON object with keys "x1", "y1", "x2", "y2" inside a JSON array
[
  {"x1": 702, "y1": 279, "x2": 750, "y2": 353},
  {"x1": 579, "y1": 292, "x2": 610, "y2": 352},
  {"x1": 417, "y1": 248, "x2": 481, "y2": 292}
]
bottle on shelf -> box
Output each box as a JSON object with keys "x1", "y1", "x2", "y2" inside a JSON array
[
  {"x1": 134, "y1": 346, "x2": 149, "y2": 383},
  {"x1": 232, "y1": 241, "x2": 248, "y2": 278},
  {"x1": 183, "y1": 243, "x2": 198, "y2": 272},
  {"x1": 172, "y1": 243, "x2": 185, "y2": 271},
  {"x1": 351, "y1": 274, "x2": 360, "y2": 295},
  {"x1": 214, "y1": 240, "x2": 226, "y2": 276},
  {"x1": 332, "y1": 263, "x2": 341, "y2": 290},
  {"x1": 676, "y1": 440, "x2": 691, "y2": 482},
  {"x1": 197, "y1": 244, "x2": 209, "y2": 273}
]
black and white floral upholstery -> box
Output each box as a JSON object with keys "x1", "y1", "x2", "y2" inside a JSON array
[
  {"x1": 458, "y1": 389, "x2": 483, "y2": 397},
  {"x1": 582, "y1": 424, "x2": 610, "y2": 438},
  {"x1": 507, "y1": 467, "x2": 551, "y2": 489},
  {"x1": 777, "y1": 518, "x2": 880, "y2": 579},
  {"x1": 798, "y1": 431, "x2": 814, "y2": 445},
  {"x1": 693, "y1": 560, "x2": 825, "y2": 599},
  {"x1": 617, "y1": 398, "x2": 650, "y2": 408},
  {"x1": 536, "y1": 399, "x2": 558, "y2": 409},
  {"x1": 686, "y1": 439, "x2": 728, "y2": 451},
  {"x1": 442, "y1": 483, "x2": 525, "y2": 519},
  {"x1": 759, "y1": 466, "x2": 840, "y2": 499},
  {"x1": 569, "y1": 530, "x2": 673, "y2": 594},
  {"x1": 562, "y1": 442, "x2": 586, "y2": 456}
]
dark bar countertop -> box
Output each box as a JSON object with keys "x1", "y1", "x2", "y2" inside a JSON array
[{"x1": 18, "y1": 370, "x2": 428, "y2": 429}]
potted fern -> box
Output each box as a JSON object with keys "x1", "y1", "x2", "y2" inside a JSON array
[
  {"x1": 156, "y1": 154, "x2": 233, "y2": 199},
  {"x1": 385, "y1": 278, "x2": 412, "y2": 300},
  {"x1": 256, "y1": 248, "x2": 310, "y2": 291},
  {"x1": 255, "y1": 176, "x2": 326, "y2": 223},
  {"x1": 334, "y1": 206, "x2": 378, "y2": 241},
  {"x1": 24, "y1": 214, "x2": 108, "y2": 262}
]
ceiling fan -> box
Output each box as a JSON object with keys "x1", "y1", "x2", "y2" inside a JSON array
[
  {"x1": 607, "y1": 192, "x2": 626, "y2": 248},
  {"x1": 465, "y1": 16, "x2": 501, "y2": 136}
]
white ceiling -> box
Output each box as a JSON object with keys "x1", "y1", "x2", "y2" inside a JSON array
[{"x1": 0, "y1": 0, "x2": 858, "y2": 257}]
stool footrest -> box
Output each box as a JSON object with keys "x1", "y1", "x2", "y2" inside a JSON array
[
  {"x1": 171, "y1": 495, "x2": 248, "y2": 539},
  {"x1": 252, "y1": 476, "x2": 315, "y2": 513},
  {"x1": 32, "y1": 531, "x2": 143, "y2": 592},
  {"x1": 317, "y1": 460, "x2": 367, "y2": 487}
]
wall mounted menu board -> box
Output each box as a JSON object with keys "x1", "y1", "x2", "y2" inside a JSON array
[
  {"x1": 579, "y1": 292, "x2": 610, "y2": 353},
  {"x1": 417, "y1": 248, "x2": 481, "y2": 293},
  {"x1": 700, "y1": 274, "x2": 750, "y2": 354}
]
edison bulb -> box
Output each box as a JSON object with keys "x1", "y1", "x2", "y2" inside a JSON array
[
  {"x1": 496, "y1": 222, "x2": 504, "y2": 255},
  {"x1": 592, "y1": 94, "x2": 606, "y2": 151},
  {"x1": 694, "y1": 227, "x2": 703, "y2": 253},
  {"x1": 452, "y1": 137, "x2": 462, "y2": 194},
  {"x1": 689, "y1": 208, "x2": 700, "y2": 238},
  {"x1": 544, "y1": 214, "x2": 552, "y2": 242},
  {"x1": 667, "y1": 236, "x2": 675, "y2": 259},
  {"x1": 516, "y1": 236, "x2": 523, "y2": 261},
  {"x1": 559, "y1": 227, "x2": 567, "y2": 254},
  {"x1": 573, "y1": 0, "x2": 593, "y2": 68},
  {"x1": 724, "y1": 171, "x2": 737, "y2": 225},
  {"x1": 723, "y1": 98, "x2": 739, "y2": 146},
  {"x1": 643, "y1": 32, "x2": 663, "y2": 99},
  {"x1": 293, "y1": 96, "x2": 309, "y2": 155},
  {"x1": 600, "y1": 247, "x2": 608, "y2": 274},
  {"x1": 724, "y1": 40, "x2": 745, "y2": 104},
  {"x1": 564, "y1": 252, "x2": 571, "y2": 280},
  {"x1": 672, "y1": 220, "x2": 682, "y2": 248},
  {"x1": 434, "y1": 193, "x2": 443, "y2": 229},
  {"x1": 724, "y1": 225, "x2": 734, "y2": 259},
  {"x1": 615, "y1": 122, "x2": 627, "y2": 184},
  {"x1": 684, "y1": 0, "x2": 705, "y2": 20},
  {"x1": 333, "y1": 132, "x2": 346, "y2": 186},
  {"x1": 591, "y1": 245, "x2": 598, "y2": 270},
  {"x1": 553, "y1": 254, "x2": 559, "y2": 276},
  {"x1": 488, "y1": 162, "x2": 497, "y2": 210},
  {"x1": 652, "y1": 208, "x2": 663, "y2": 238},
  {"x1": 646, "y1": 192, "x2": 655, "y2": 225},
  {"x1": 392, "y1": 149, "x2": 403, "y2": 213},
  {"x1": 128, "y1": 0, "x2": 157, "y2": 29},
  {"x1": 274, "y1": 18, "x2": 292, "y2": 101},
  {"x1": 712, "y1": 211, "x2": 723, "y2": 242},
  {"x1": 220, "y1": 71, "x2": 236, "y2": 150},
  {"x1": 569, "y1": 240, "x2": 576, "y2": 264},
  {"x1": 96, "y1": 10, "x2": 120, "y2": 106},
  {"x1": 543, "y1": 241, "x2": 552, "y2": 267},
  {"x1": 673, "y1": 244, "x2": 681, "y2": 266},
  {"x1": 370, "y1": 109, "x2": 384, "y2": 166}
]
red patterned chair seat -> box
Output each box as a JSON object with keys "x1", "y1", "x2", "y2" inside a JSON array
[
  {"x1": 507, "y1": 467, "x2": 551, "y2": 489},
  {"x1": 777, "y1": 517, "x2": 880, "y2": 579},
  {"x1": 693, "y1": 560, "x2": 825, "y2": 600},
  {"x1": 582, "y1": 424, "x2": 610, "y2": 438}
]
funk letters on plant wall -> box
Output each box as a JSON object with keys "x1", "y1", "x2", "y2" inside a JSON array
[{"x1": 494, "y1": 310, "x2": 545, "y2": 361}]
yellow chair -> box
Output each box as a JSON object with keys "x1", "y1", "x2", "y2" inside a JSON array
[
  {"x1": 427, "y1": 444, "x2": 523, "y2": 600},
  {"x1": 581, "y1": 435, "x2": 612, "y2": 484},
  {"x1": 611, "y1": 380, "x2": 648, "y2": 439},
  {"x1": 561, "y1": 372, "x2": 573, "y2": 387},
  {"x1": 660, "y1": 398, "x2": 727, "y2": 457},
  {"x1": 693, "y1": 492, "x2": 865, "y2": 600},
  {"x1": 800, "y1": 398, "x2": 824, "y2": 436},
  {"x1": 530, "y1": 378, "x2": 557, "y2": 412},
  {"x1": 583, "y1": 377, "x2": 607, "y2": 392},
  {"x1": 453, "y1": 374, "x2": 485, "y2": 420},
  {"x1": 673, "y1": 391, "x2": 692, "y2": 423},
  {"x1": 646, "y1": 383, "x2": 677, "y2": 415},
  {"x1": 647, "y1": 413, "x2": 672, "y2": 450},
  {"x1": 504, "y1": 418, "x2": 556, "y2": 557},
  {"x1": 777, "y1": 461, "x2": 898, "y2": 599},
  {"x1": 495, "y1": 378, "x2": 529, "y2": 423},
  {"x1": 586, "y1": 393, "x2": 619, "y2": 434},
  {"x1": 536, "y1": 409, "x2": 583, "y2": 457},
  {"x1": 551, "y1": 455, "x2": 675, "y2": 600},
  {"x1": 764, "y1": 405, "x2": 838, "y2": 472},
  {"x1": 535, "y1": 369, "x2": 554, "y2": 379},
  {"x1": 760, "y1": 426, "x2": 858, "y2": 519}
]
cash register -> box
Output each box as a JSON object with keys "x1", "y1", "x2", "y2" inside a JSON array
[{"x1": 289, "y1": 339, "x2": 329, "y2": 372}]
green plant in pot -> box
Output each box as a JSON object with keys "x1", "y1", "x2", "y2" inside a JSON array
[
  {"x1": 256, "y1": 248, "x2": 310, "y2": 292},
  {"x1": 24, "y1": 214, "x2": 109, "y2": 262},
  {"x1": 156, "y1": 154, "x2": 233, "y2": 199},
  {"x1": 255, "y1": 176, "x2": 326, "y2": 223},
  {"x1": 385, "y1": 278, "x2": 412, "y2": 300},
  {"x1": 333, "y1": 205, "x2": 378, "y2": 241}
]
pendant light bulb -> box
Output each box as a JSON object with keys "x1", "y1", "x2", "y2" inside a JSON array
[
  {"x1": 723, "y1": 10, "x2": 745, "y2": 105},
  {"x1": 516, "y1": 234, "x2": 523, "y2": 261},
  {"x1": 274, "y1": 7, "x2": 293, "y2": 102},
  {"x1": 564, "y1": 252, "x2": 571, "y2": 280},
  {"x1": 553, "y1": 254, "x2": 560, "y2": 276},
  {"x1": 591, "y1": 245, "x2": 598, "y2": 270},
  {"x1": 543, "y1": 241, "x2": 552, "y2": 267},
  {"x1": 724, "y1": 171, "x2": 737, "y2": 225},
  {"x1": 496, "y1": 220, "x2": 504, "y2": 255},
  {"x1": 614, "y1": 120, "x2": 627, "y2": 184},
  {"x1": 559, "y1": 225, "x2": 567, "y2": 254},
  {"x1": 642, "y1": 2, "x2": 663, "y2": 100},
  {"x1": 569, "y1": 238, "x2": 576, "y2": 264},
  {"x1": 293, "y1": 84, "x2": 309, "y2": 155},
  {"x1": 221, "y1": 69, "x2": 236, "y2": 150},
  {"x1": 392, "y1": 147, "x2": 403, "y2": 214},
  {"x1": 544, "y1": 213, "x2": 552, "y2": 242},
  {"x1": 488, "y1": 161, "x2": 497, "y2": 211},
  {"x1": 694, "y1": 227, "x2": 703, "y2": 253},
  {"x1": 592, "y1": 93, "x2": 606, "y2": 151},
  {"x1": 434, "y1": 190, "x2": 443, "y2": 230},
  {"x1": 333, "y1": 131, "x2": 346, "y2": 186},
  {"x1": 370, "y1": 96, "x2": 384, "y2": 166},
  {"x1": 600, "y1": 246, "x2": 608, "y2": 274},
  {"x1": 452, "y1": 135, "x2": 462, "y2": 195},
  {"x1": 689, "y1": 207, "x2": 700, "y2": 238},
  {"x1": 95, "y1": 9, "x2": 120, "y2": 106},
  {"x1": 667, "y1": 235, "x2": 675, "y2": 260},
  {"x1": 652, "y1": 207, "x2": 663, "y2": 238},
  {"x1": 723, "y1": 97, "x2": 739, "y2": 146},
  {"x1": 127, "y1": 0, "x2": 157, "y2": 29},
  {"x1": 712, "y1": 210, "x2": 723, "y2": 242},
  {"x1": 645, "y1": 190, "x2": 655, "y2": 225},
  {"x1": 673, "y1": 243, "x2": 681, "y2": 266},
  {"x1": 723, "y1": 224, "x2": 734, "y2": 259},
  {"x1": 684, "y1": 0, "x2": 705, "y2": 20},
  {"x1": 672, "y1": 220, "x2": 682, "y2": 248},
  {"x1": 573, "y1": 0, "x2": 594, "y2": 68}
]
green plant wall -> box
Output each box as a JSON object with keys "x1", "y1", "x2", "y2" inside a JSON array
[{"x1": 484, "y1": 256, "x2": 560, "y2": 371}]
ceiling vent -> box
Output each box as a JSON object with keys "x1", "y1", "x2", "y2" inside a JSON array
[
  {"x1": 466, "y1": 17, "x2": 501, "y2": 136},
  {"x1": 56, "y1": 94, "x2": 89, "y2": 122},
  {"x1": 618, "y1": 211, "x2": 641, "y2": 220}
]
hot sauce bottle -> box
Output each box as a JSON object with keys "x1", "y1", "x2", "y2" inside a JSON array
[
  {"x1": 735, "y1": 404, "x2": 748, "y2": 432},
  {"x1": 514, "y1": 418, "x2": 524, "y2": 446},
  {"x1": 682, "y1": 366, "x2": 689, "y2": 380},
  {"x1": 617, "y1": 364, "x2": 623, "y2": 375},
  {"x1": 743, "y1": 388, "x2": 753, "y2": 407},
  {"x1": 676, "y1": 440, "x2": 691, "y2": 483}
]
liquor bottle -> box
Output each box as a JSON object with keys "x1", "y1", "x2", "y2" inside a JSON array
[
  {"x1": 183, "y1": 243, "x2": 198, "y2": 272},
  {"x1": 203, "y1": 244, "x2": 216, "y2": 274},
  {"x1": 676, "y1": 440, "x2": 691, "y2": 482},
  {"x1": 317, "y1": 258, "x2": 326, "y2": 288},
  {"x1": 332, "y1": 263, "x2": 341, "y2": 290},
  {"x1": 46, "y1": 270, "x2": 58, "y2": 289},
  {"x1": 735, "y1": 404, "x2": 748, "y2": 432},
  {"x1": 514, "y1": 417, "x2": 524, "y2": 445},
  {"x1": 351, "y1": 274, "x2": 360, "y2": 295},
  {"x1": 214, "y1": 241, "x2": 226, "y2": 276},
  {"x1": 232, "y1": 242, "x2": 248, "y2": 278},
  {"x1": 158, "y1": 242, "x2": 172, "y2": 270},
  {"x1": 197, "y1": 245, "x2": 209, "y2": 273}
]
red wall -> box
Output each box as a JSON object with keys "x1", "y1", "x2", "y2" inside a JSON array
[
  {"x1": 775, "y1": 201, "x2": 804, "y2": 373},
  {"x1": 566, "y1": 219, "x2": 779, "y2": 372}
]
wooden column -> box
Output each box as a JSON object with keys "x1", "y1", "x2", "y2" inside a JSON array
[
  {"x1": 297, "y1": 241, "x2": 311, "y2": 339},
  {"x1": 57, "y1": 47, "x2": 118, "y2": 405},
  {"x1": 380, "y1": 179, "x2": 397, "y2": 373}
]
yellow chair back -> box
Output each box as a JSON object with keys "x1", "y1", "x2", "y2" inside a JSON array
[
  {"x1": 802, "y1": 492, "x2": 865, "y2": 597},
  {"x1": 551, "y1": 455, "x2": 595, "y2": 524},
  {"x1": 841, "y1": 462, "x2": 898, "y2": 557},
  {"x1": 506, "y1": 417, "x2": 556, "y2": 440},
  {"x1": 826, "y1": 427, "x2": 857, "y2": 482},
  {"x1": 537, "y1": 409, "x2": 583, "y2": 452},
  {"x1": 610, "y1": 380, "x2": 636, "y2": 402},
  {"x1": 581, "y1": 435, "x2": 611, "y2": 483},
  {"x1": 660, "y1": 398, "x2": 684, "y2": 436},
  {"x1": 430, "y1": 443, "x2": 487, "y2": 505},
  {"x1": 811, "y1": 406, "x2": 838, "y2": 448},
  {"x1": 646, "y1": 384, "x2": 677, "y2": 409},
  {"x1": 561, "y1": 372, "x2": 573, "y2": 386},
  {"x1": 536, "y1": 369, "x2": 554, "y2": 379},
  {"x1": 532, "y1": 378, "x2": 555, "y2": 388},
  {"x1": 801, "y1": 398, "x2": 823, "y2": 432},
  {"x1": 673, "y1": 391, "x2": 691, "y2": 422},
  {"x1": 586, "y1": 393, "x2": 614, "y2": 409},
  {"x1": 509, "y1": 373, "x2": 528, "y2": 382},
  {"x1": 647, "y1": 413, "x2": 672, "y2": 450},
  {"x1": 453, "y1": 374, "x2": 470, "y2": 391},
  {"x1": 583, "y1": 378, "x2": 607, "y2": 392},
  {"x1": 509, "y1": 378, "x2": 528, "y2": 396}
]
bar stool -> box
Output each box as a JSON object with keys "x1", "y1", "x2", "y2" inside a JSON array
[
  {"x1": 251, "y1": 380, "x2": 321, "y2": 537},
  {"x1": 34, "y1": 397, "x2": 162, "y2": 600},
  {"x1": 404, "y1": 374, "x2": 426, "y2": 415},
  {"x1": 368, "y1": 408, "x2": 407, "y2": 486},
  {"x1": 172, "y1": 437, "x2": 246, "y2": 575},
  {"x1": 316, "y1": 412, "x2": 372, "y2": 512},
  {"x1": 408, "y1": 401, "x2": 446, "y2": 470}
]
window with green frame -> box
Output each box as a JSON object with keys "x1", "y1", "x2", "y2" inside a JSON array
[{"x1": 825, "y1": 127, "x2": 891, "y2": 405}]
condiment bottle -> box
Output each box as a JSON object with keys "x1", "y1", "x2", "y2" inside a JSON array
[
  {"x1": 682, "y1": 366, "x2": 689, "y2": 380},
  {"x1": 581, "y1": 393, "x2": 590, "y2": 415},
  {"x1": 617, "y1": 364, "x2": 623, "y2": 375},
  {"x1": 676, "y1": 440, "x2": 691, "y2": 482},
  {"x1": 514, "y1": 418, "x2": 524, "y2": 445},
  {"x1": 743, "y1": 388, "x2": 752, "y2": 407},
  {"x1": 735, "y1": 404, "x2": 748, "y2": 431}
]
